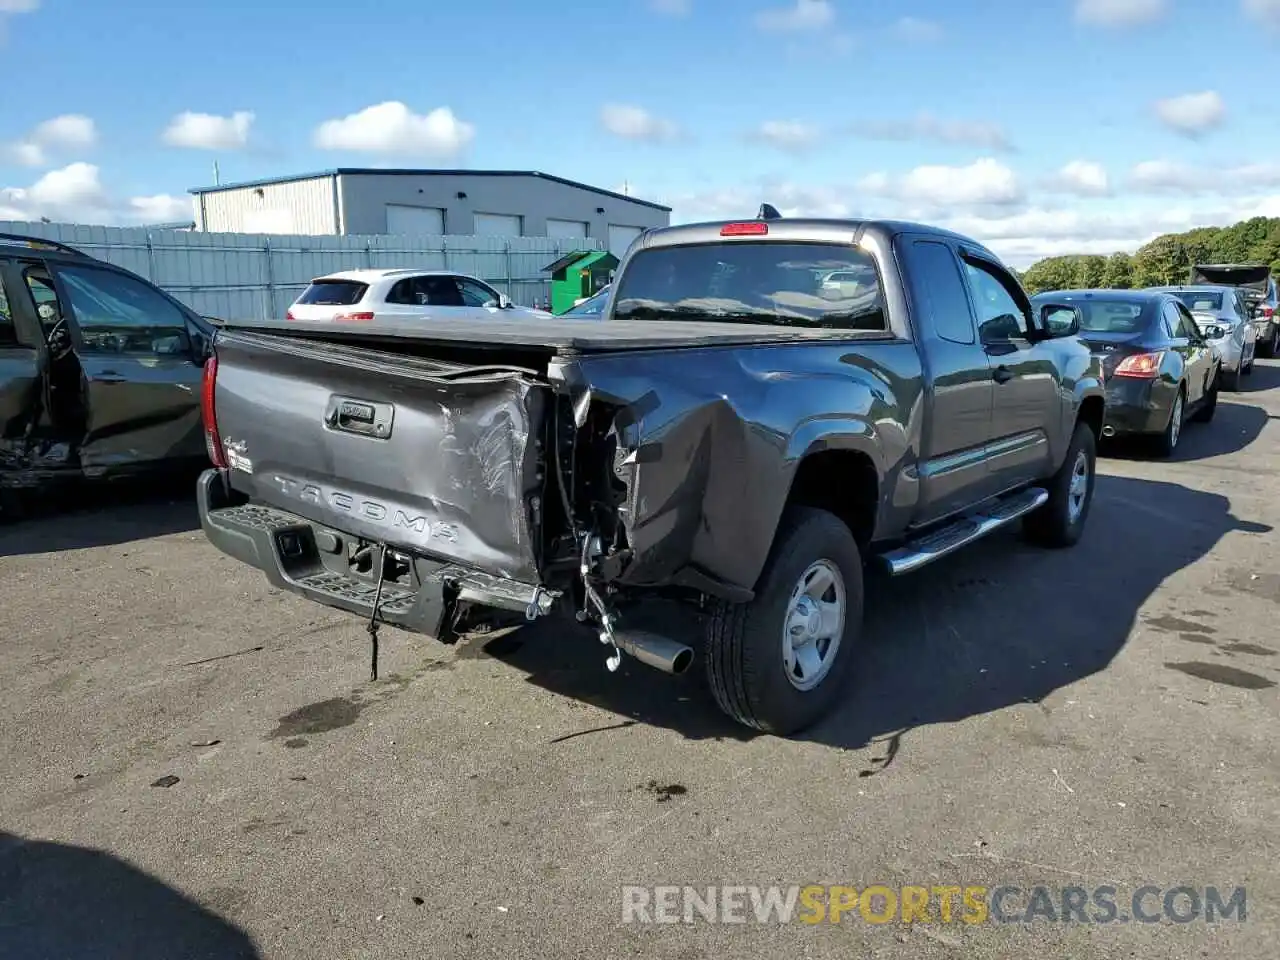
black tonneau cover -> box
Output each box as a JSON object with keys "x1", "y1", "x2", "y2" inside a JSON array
[
  {"x1": 220, "y1": 316, "x2": 894, "y2": 353},
  {"x1": 1190, "y1": 263, "x2": 1272, "y2": 296}
]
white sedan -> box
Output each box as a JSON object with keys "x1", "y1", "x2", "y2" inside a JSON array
[{"x1": 285, "y1": 269, "x2": 553, "y2": 324}]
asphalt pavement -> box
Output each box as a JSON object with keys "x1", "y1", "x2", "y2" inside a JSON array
[{"x1": 2, "y1": 363, "x2": 1278, "y2": 959}]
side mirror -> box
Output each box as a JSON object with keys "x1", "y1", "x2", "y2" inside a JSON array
[
  {"x1": 497, "y1": 293, "x2": 512, "y2": 309},
  {"x1": 1038, "y1": 304, "x2": 1080, "y2": 338},
  {"x1": 1200, "y1": 324, "x2": 1226, "y2": 340}
]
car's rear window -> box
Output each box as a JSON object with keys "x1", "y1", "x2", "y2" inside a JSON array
[
  {"x1": 1074, "y1": 301, "x2": 1148, "y2": 333},
  {"x1": 296, "y1": 279, "x2": 368, "y2": 306},
  {"x1": 1171, "y1": 291, "x2": 1223, "y2": 312},
  {"x1": 611, "y1": 242, "x2": 885, "y2": 330}
]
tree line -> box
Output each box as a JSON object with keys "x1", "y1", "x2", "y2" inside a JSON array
[{"x1": 1018, "y1": 215, "x2": 1280, "y2": 294}]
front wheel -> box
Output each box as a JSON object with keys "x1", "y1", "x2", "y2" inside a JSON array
[
  {"x1": 1023, "y1": 421, "x2": 1096, "y2": 548},
  {"x1": 704, "y1": 506, "x2": 862, "y2": 736}
]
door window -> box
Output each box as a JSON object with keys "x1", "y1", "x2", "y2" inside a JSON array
[
  {"x1": 1172, "y1": 303, "x2": 1200, "y2": 340},
  {"x1": 961, "y1": 257, "x2": 1031, "y2": 342},
  {"x1": 0, "y1": 266, "x2": 15, "y2": 345},
  {"x1": 457, "y1": 278, "x2": 500, "y2": 307},
  {"x1": 55, "y1": 265, "x2": 191, "y2": 356},
  {"x1": 911, "y1": 241, "x2": 976, "y2": 344}
]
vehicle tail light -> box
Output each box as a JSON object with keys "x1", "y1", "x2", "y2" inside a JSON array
[
  {"x1": 333, "y1": 311, "x2": 375, "y2": 322},
  {"x1": 721, "y1": 222, "x2": 769, "y2": 236},
  {"x1": 285, "y1": 309, "x2": 296, "y2": 321},
  {"x1": 201, "y1": 354, "x2": 227, "y2": 468},
  {"x1": 1263, "y1": 306, "x2": 1274, "y2": 318},
  {"x1": 1113, "y1": 351, "x2": 1164, "y2": 378}
]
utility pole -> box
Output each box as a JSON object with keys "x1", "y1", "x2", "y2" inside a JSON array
[{"x1": 213, "y1": 160, "x2": 221, "y2": 186}]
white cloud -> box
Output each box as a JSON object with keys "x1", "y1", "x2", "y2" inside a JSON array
[
  {"x1": 0, "y1": 162, "x2": 189, "y2": 226},
  {"x1": 1046, "y1": 160, "x2": 1111, "y2": 197},
  {"x1": 862, "y1": 158, "x2": 1024, "y2": 207},
  {"x1": 313, "y1": 102, "x2": 473, "y2": 158},
  {"x1": 0, "y1": 0, "x2": 41, "y2": 10},
  {"x1": 853, "y1": 112, "x2": 1011, "y2": 151},
  {"x1": 1074, "y1": 0, "x2": 1167, "y2": 26},
  {"x1": 748, "y1": 120, "x2": 822, "y2": 153},
  {"x1": 1153, "y1": 91, "x2": 1226, "y2": 137},
  {"x1": 1129, "y1": 158, "x2": 1280, "y2": 194},
  {"x1": 129, "y1": 194, "x2": 193, "y2": 223},
  {"x1": 6, "y1": 114, "x2": 97, "y2": 167},
  {"x1": 1243, "y1": 0, "x2": 1280, "y2": 27},
  {"x1": 162, "y1": 110, "x2": 254, "y2": 151},
  {"x1": 599, "y1": 103, "x2": 680, "y2": 143},
  {"x1": 754, "y1": 0, "x2": 834, "y2": 32},
  {"x1": 893, "y1": 17, "x2": 943, "y2": 42},
  {"x1": 649, "y1": 0, "x2": 690, "y2": 14}
]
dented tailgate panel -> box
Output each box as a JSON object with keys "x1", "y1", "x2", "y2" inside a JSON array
[{"x1": 212, "y1": 331, "x2": 546, "y2": 583}]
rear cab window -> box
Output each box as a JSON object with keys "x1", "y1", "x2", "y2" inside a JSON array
[
  {"x1": 611, "y1": 241, "x2": 885, "y2": 330},
  {"x1": 296, "y1": 279, "x2": 369, "y2": 306}
]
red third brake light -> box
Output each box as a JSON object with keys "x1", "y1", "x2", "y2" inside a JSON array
[
  {"x1": 201, "y1": 354, "x2": 227, "y2": 468},
  {"x1": 1113, "y1": 351, "x2": 1164, "y2": 378},
  {"x1": 721, "y1": 221, "x2": 769, "y2": 237}
]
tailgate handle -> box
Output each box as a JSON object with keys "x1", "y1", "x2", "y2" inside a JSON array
[{"x1": 324, "y1": 396, "x2": 395, "y2": 439}]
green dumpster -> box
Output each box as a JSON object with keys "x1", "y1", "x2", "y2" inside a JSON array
[{"x1": 543, "y1": 250, "x2": 619, "y2": 315}]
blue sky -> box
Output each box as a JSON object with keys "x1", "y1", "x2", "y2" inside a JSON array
[{"x1": 2, "y1": 0, "x2": 1278, "y2": 265}]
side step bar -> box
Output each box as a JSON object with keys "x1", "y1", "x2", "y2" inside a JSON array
[{"x1": 877, "y1": 487, "x2": 1049, "y2": 576}]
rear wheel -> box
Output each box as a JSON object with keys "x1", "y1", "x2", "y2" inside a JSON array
[
  {"x1": 1192, "y1": 374, "x2": 1218, "y2": 423},
  {"x1": 704, "y1": 506, "x2": 862, "y2": 736},
  {"x1": 1156, "y1": 385, "x2": 1185, "y2": 458}
]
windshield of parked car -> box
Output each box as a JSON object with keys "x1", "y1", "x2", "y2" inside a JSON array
[
  {"x1": 564, "y1": 287, "x2": 609, "y2": 318},
  {"x1": 611, "y1": 242, "x2": 885, "y2": 330},
  {"x1": 1170, "y1": 291, "x2": 1223, "y2": 312}
]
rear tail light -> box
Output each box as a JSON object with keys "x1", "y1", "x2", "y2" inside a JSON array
[
  {"x1": 1263, "y1": 306, "x2": 1274, "y2": 318},
  {"x1": 285, "y1": 309, "x2": 296, "y2": 321},
  {"x1": 1113, "y1": 351, "x2": 1164, "y2": 378},
  {"x1": 720, "y1": 222, "x2": 769, "y2": 236},
  {"x1": 201, "y1": 354, "x2": 227, "y2": 468},
  {"x1": 333, "y1": 311, "x2": 375, "y2": 322}
]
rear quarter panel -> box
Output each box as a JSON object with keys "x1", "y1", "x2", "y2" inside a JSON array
[{"x1": 566, "y1": 338, "x2": 923, "y2": 593}]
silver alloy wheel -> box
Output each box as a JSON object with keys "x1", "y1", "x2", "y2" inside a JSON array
[
  {"x1": 1169, "y1": 392, "x2": 1183, "y2": 448},
  {"x1": 782, "y1": 559, "x2": 846, "y2": 692},
  {"x1": 1067, "y1": 450, "x2": 1089, "y2": 524}
]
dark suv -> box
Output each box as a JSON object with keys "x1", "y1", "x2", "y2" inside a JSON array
[{"x1": 0, "y1": 232, "x2": 215, "y2": 506}]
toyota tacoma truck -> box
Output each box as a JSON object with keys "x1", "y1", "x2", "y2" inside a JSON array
[{"x1": 196, "y1": 210, "x2": 1105, "y2": 735}]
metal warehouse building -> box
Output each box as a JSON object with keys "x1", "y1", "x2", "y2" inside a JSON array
[{"x1": 189, "y1": 168, "x2": 671, "y2": 256}]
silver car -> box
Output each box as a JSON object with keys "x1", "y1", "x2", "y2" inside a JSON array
[{"x1": 1147, "y1": 285, "x2": 1257, "y2": 390}]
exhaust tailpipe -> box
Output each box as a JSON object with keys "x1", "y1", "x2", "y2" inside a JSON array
[
  {"x1": 614, "y1": 630, "x2": 695, "y2": 675},
  {"x1": 1101, "y1": 425, "x2": 1116, "y2": 438}
]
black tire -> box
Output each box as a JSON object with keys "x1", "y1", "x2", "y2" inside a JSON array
[
  {"x1": 704, "y1": 506, "x2": 863, "y2": 736},
  {"x1": 1155, "y1": 385, "x2": 1186, "y2": 458},
  {"x1": 1023, "y1": 421, "x2": 1097, "y2": 548},
  {"x1": 1223, "y1": 366, "x2": 1241, "y2": 392},
  {"x1": 1192, "y1": 375, "x2": 1218, "y2": 423}
]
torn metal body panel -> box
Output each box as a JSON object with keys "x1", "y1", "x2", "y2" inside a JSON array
[{"x1": 556, "y1": 340, "x2": 922, "y2": 597}]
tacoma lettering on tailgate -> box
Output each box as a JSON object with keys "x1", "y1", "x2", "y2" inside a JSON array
[{"x1": 269, "y1": 474, "x2": 458, "y2": 542}]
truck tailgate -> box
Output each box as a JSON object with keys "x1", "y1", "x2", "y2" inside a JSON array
[{"x1": 211, "y1": 329, "x2": 548, "y2": 583}]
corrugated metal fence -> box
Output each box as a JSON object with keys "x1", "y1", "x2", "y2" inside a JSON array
[{"x1": 0, "y1": 220, "x2": 605, "y2": 321}]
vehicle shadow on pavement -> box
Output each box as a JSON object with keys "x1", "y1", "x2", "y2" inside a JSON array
[
  {"x1": 0, "y1": 831, "x2": 260, "y2": 959},
  {"x1": 483, "y1": 475, "x2": 1269, "y2": 758},
  {"x1": 0, "y1": 474, "x2": 200, "y2": 557},
  {"x1": 1103, "y1": 400, "x2": 1270, "y2": 463}
]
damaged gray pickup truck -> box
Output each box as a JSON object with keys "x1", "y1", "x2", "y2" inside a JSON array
[{"x1": 197, "y1": 211, "x2": 1105, "y2": 735}]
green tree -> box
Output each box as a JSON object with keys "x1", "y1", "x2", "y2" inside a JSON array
[
  {"x1": 1073, "y1": 254, "x2": 1107, "y2": 288},
  {"x1": 1100, "y1": 252, "x2": 1134, "y2": 288},
  {"x1": 1021, "y1": 256, "x2": 1078, "y2": 294}
]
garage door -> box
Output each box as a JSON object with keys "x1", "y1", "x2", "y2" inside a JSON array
[
  {"x1": 473, "y1": 213, "x2": 523, "y2": 237},
  {"x1": 546, "y1": 218, "x2": 588, "y2": 240},
  {"x1": 386, "y1": 204, "x2": 445, "y2": 235},
  {"x1": 608, "y1": 225, "x2": 644, "y2": 256}
]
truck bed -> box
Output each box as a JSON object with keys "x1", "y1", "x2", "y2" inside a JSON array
[{"x1": 222, "y1": 315, "x2": 891, "y2": 353}]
